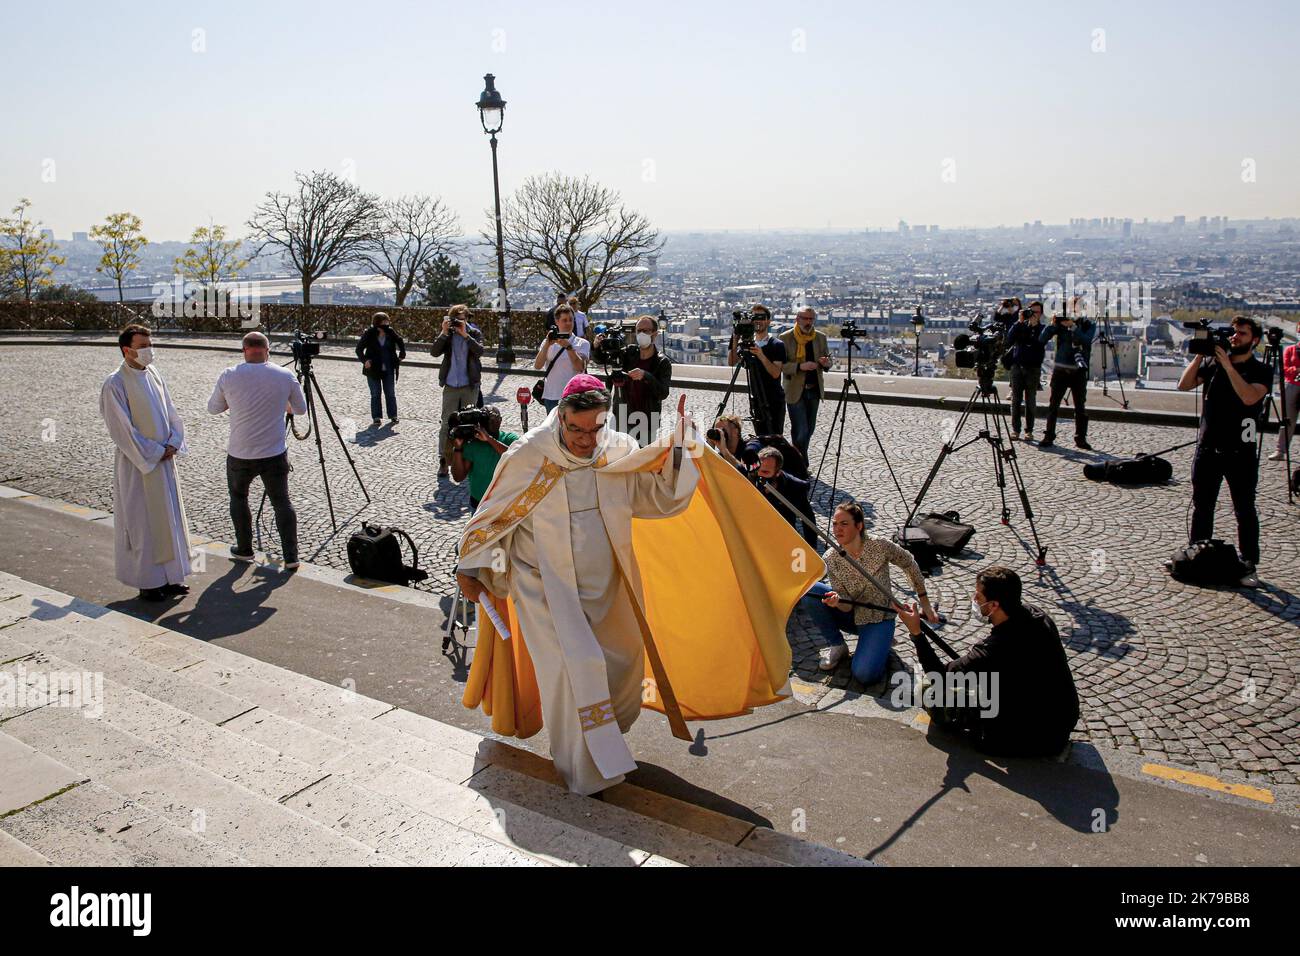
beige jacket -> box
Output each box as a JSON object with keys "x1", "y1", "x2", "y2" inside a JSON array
[{"x1": 779, "y1": 328, "x2": 829, "y2": 403}]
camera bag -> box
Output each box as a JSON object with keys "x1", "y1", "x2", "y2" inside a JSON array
[
  {"x1": 894, "y1": 524, "x2": 942, "y2": 573},
  {"x1": 910, "y1": 511, "x2": 976, "y2": 554},
  {"x1": 532, "y1": 348, "x2": 565, "y2": 402},
  {"x1": 347, "y1": 522, "x2": 429, "y2": 586},
  {"x1": 1083, "y1": 455, "x2": 1174, "y2": 485},
  {"x1": 1166, "y1": 539, "x2": 1247, "y2": 587}
]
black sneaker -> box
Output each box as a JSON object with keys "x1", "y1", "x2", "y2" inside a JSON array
[
  {"x1": 1075, "y1": 438, "x2": 1093, "y2": 450},
  {"x1": 229, "y1": 547, "x2": 255, "y2": 563},
  {"x1": 162, "y1": 583, "x2": 190, "y2": 596},
  {"x1": 1039, "y1": 437, "x2": 1055, "y2": 448},
  {"x1": 138, "y1": 587, "x2": 167, "y2": 602}
]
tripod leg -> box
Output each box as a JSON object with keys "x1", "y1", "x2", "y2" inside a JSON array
[
  {"x1": 307, "y1": 369, "x2": 370, "y2": 502},
  {"x1": 906, "y1": 387, "x2": 981, "y2": 526},
  {"x1": 981, "y1": 398, "x2": 1011, "y2": 523},
  {"x1": 847, "y1": 378, "x2": 910, "y2": 516},
  {"x1": 986, "y1": 391, "x2": 1048, "y2": 564},
  {"x1": 306, "y1": 383, "x2": 337, "y2": 533}
]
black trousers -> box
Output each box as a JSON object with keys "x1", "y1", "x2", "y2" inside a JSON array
[
  {"x1": 1042, "y1": 367, "x2": 1087, "y2": 442},
  {"x1": 1190, "y1": 446, "x2": 1260, "y2": 565},
  {"x1": 1008, "y1": 364, "x2": 1040, "y2": 434},
  {"x1": 226, "y1": 452, "x2": 298, "y2": 562}
]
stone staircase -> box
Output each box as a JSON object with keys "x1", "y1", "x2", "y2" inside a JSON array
[{"x1": 0, "y1": 572, "x2": 868, "y2": 867}]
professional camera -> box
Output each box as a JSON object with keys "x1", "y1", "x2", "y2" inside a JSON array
[
  {"x1": 1183, "y1": 318, "x2": 1233, "y2": 357},
  {"x1": 546, "y1": 325, "x2": 572, "y2": 342},
  {"x1": 292, "y1": 329, "x2": 324, "y2": 364},
  {"x1": 732, "y1": 311, "x2": 756, "y2": 349},
  {"x1": 839, "y1": 318, "x2": 863, "y2": 340},
  {"x1": 1266, "y1": 326, "x2": 1284, "y2": 347},
  {"x1": 591, "y1": 322, "x2": 628, "y2": 365},
  {"x1": 952, "y1": 314, "x2": 1007, "y2": 375},
  {"x1": 448, "y1": 407, "x2": 494, "y2": 442}
]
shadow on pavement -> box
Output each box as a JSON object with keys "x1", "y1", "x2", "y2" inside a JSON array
[
  {"x1": 113, "y1": 562, "x2": 292, "y2": 641},
  {"x1": 866, "y1": 722, "x2": 1121, "y2": 861}
]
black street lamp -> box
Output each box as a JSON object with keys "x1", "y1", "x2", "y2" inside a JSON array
[
  {"x1": 477, "y1": 73, "x2": 514, "y2": 365},
  {"x1": 912, "y1": 306, "x2": 925, "y2": 375}
]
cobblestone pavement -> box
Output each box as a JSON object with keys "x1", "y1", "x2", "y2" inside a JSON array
[{"x1": 2, "y1": 342, "x2": 1297, "y2": 792}]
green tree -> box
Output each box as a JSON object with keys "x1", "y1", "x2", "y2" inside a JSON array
[
  {"x1": 90, "y1": 212, "x2": 148, "y2": 302},
  {"x1": 34, "y1": 283, "x2": 98, "y2": 303},
  {"x1": 417, "y1": 253, "x2": 480, "y2": 307},
  {"x1": 0, "y1": 199, "x2": 65, "y2": 301},
  {"x1": 175, "y1": 222, "x2": 249, "y2": 287}
]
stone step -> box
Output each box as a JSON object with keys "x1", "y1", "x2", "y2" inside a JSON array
[
  {"x1": 0, "y1": 689, "x2": 398, "y2": 867},
  {"x1": 0, "y1": 827, "x2": 51, "y2": 866},
  {"x1": 0, "y1": 573, "x2": 868, "y2": 867},
  {"x1": 0, "y1": 778, "x2": 250, "y2": 867},
  {"x1": 0, "y1": 627, "x2": 563, "y2": 867}
]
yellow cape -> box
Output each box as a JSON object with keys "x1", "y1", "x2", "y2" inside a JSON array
[{"x1": 461, "y1": 444, "x2": 825, "y2": 739}]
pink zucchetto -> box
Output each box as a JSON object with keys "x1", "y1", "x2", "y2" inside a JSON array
[{"x1": 560, "y1": 373, "x2": 606, "y2": 397}]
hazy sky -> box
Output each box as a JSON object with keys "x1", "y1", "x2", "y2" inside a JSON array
[{"x1": 4, "y1": 0, "x2": 1297, "y2": 240}]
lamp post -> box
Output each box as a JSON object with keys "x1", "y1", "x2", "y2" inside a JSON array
[
  {"x1": 912, "y1": 306, "x2": 925, "y2": 375},
  {"x1": 477, "y1": 73, "x2": 514, "y2": 365}
]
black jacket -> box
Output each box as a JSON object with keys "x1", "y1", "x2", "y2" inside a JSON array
[
  {"x1": 914, "y1": 603, "x2": 1080, "y2": 757},
  {"x1": 430, "y1": 323, "x2": 485, "y2": 387},
  {"x1": 1006, "y1": 319, "x2": 1045, "y2": 368},
  {"x1": 612, "y1": 346, "x2": 673, "y2": 418},
  {"x1": 763, "y1": 471, "x2": 818, "y2": 550},
  {"x1": 356, "y1": 326, "x2": 406, "y2": 379}
]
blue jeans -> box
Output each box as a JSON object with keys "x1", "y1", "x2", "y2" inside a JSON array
[
  {"x1": 367, "y1": 368, "x2": 397, "y2": 420},
  {"x1": 800, "y1": 581, "x2": 895, "y2": 685},
  {"x1": 787, "y1": 389, "x2": 821, "y2": 459},
  {"x1": 541, "y1": 397, "x2": 558, "y2": 414}
]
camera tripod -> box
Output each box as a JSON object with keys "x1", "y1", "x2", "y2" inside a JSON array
[
  {"x1": 1260, "y1": 338, "x2": 1295, "y2": 504},
  {"x1": 715, "y1": 345, "x2": 777, "y2": 436},
  {"x1": 905, "y1": 374, "x2": 1049, "y2": 566},
  {"x1": 813, "y1": 335, "x2": 909, "y2": 531},
  {"x1": 1095, "y1": 313, "x2": 1130, "y2": 409},
  {"x1": 258, "y1": 351, "x2": 369, "y2": 536}
]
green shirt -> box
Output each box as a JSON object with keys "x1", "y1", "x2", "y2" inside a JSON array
[{"x1": 461, "y1": 431, "x2": 520, "y2": 502}]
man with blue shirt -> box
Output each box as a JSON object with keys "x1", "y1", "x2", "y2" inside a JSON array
[
  {"x1": 431, "y1": 303, "x2": 485, "y2": 477},
  {"x1": 1039, "y1": 309, "x2": 1097, "y2": 450}
]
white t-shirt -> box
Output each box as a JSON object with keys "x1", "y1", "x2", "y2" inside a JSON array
[
  {"x1": 540, "y1": 337, "x2": 591, "y2": 400},
  {"x1": 207, "y1": 361, "x2": 308, "y2": 459}
]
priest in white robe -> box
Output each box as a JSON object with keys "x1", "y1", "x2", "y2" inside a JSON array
[
  {"x1": 456, "y1": 375, "x2": 702, "y2": 794},
  {"x1": 99, "y1": 325, "x2": 193, "y2": 601}
]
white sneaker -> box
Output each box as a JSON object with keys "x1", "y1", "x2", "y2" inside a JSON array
[
  {"x1": 1239, "y1": 563, "x2": 1260, "y2": 588},
  {"x1": 818, "y1": 644, "x2": 848, "y2": 671},
  {"x1": 283, "y1": 560, "x2": 301, "y2": 571},
  {"x1": 1267, "y1": 451, "x2": 1283, "y2": 461}
]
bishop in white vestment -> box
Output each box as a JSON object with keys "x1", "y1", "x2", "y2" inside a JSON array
[
  {"x1": 99, "y1": 331, "x2": 192, "y2": 599},
  {"x1": 457, "y1": 376, "x2": 699, "y2": 794}
]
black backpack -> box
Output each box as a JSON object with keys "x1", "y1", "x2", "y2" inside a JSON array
[
  {"x1": 1167, "y1": 539, "x2": 1247, "y2": 587},
  {"x1": 1083, "y1": 455, "x2": 1173, "y2": 485},
  {"x1": 347, "y1": 523, "x2": 429, "y2": 586}
]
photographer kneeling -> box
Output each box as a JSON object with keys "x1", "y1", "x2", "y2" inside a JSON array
[
  {"x1": 1177, "y1": 315, "x2": 1272, "y2": 587},
  {"x1": 594, "y1": 315, "x2": 672, "y2": 447},
  {"x1": 449, "y1": 406, "x2": 519, "y2": 512},
  {"x1": 801, "y1": 501, "x2": 937, "y2": 681},
  {"x1": 706, "y1": 413, "x2": 808, "y2": 480},
  {"x1": 1039, "y1": 308, "x2": 1097, "y2": 450},
  {"x1": 895, "y1": 566, "x2": 1080, "y2": 758}
]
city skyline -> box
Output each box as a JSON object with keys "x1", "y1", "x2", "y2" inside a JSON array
[{"x1": 3, "y1": 1, "x2": 1299, "y2": 238}]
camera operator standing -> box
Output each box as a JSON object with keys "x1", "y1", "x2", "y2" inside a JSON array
[
  {"x1": 594, "y1": 315, "x2": 673, "y2": 446},
  {"x1": 1006, "y1": 305, "x2": 1046, "y2": 441},
  {"x1": 431, "y1": 304, "x2": 485, "y2": 478},
  {"x1": 207, "y1": 331, "x2": 308, "y2": 568},
  {"x1": 1039, "y1": 305, "x2": 1097, "y2": 450},
  {"x1": 780, "y1": 307, "x2": 832, "y2": 459},
  {"x1": 449, "y1": 406, "x2": 520, "y2": 512},
  {"x1": 533, "y1": 304, "x2": 590, "y2": 414},
  {"x1": 1177, "y1": 316, "x2": 1272, "y2": 587},
  {"x1": 727, "y1": 304, "x2": 787, "y2": 436}
]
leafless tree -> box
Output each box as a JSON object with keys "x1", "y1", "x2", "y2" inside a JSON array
[
  {"x1": 364, "y1": 195, "x2": 461, "y2": 306},
  {"x1": 489, "y1": 172, "x2": 663, "y2": 312},
  {"x1": 246, "y1": 170, "x2": 381, "y2": 311}
]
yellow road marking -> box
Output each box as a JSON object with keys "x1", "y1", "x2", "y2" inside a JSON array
[{"x1": 1141, "y1": 763, "x2": 1274, "y2": 804}]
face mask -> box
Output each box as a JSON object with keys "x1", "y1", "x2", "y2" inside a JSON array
[
  {"x1": 133, "y1": 347, "x2": 154, "y2": 366},
  {"x1": 636, "y1": 332, "x2": 653, "y2": 349},
  {"x1": 971, "y1": 598, "x2": 991, "y2": 622}
]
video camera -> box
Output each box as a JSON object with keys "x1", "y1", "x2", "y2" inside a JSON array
[
  {"x1": 591, "y1": 322, "x2": 629, "y2": 366},
  {"x1": 1183, "y1": 318, "x2": 1233, "y2": 357},
  {"x1": 545, "y1": 325, "x2": 572, "y2": 343},
  {"x1": 1266, "y1": 325, "x2": 1284, "y2": 348},
  {"x1": 292, "y1": 329, "x2": 325, "y2": 365},
  {"x1": 732, "y1": 311, "x2": 757, "y2": 349},
  {"x1": 839, "y1": 318, "x2": 863, "y2": 340},
  {"x1": 952, "y1": 314, "x2": 1007, "y2": 377},
  {"x1": 448, "y1": 407, "x2": 495, "y2": 442}
]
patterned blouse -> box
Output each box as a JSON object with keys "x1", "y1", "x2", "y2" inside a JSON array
[{"x1": 821, "y1": 535, "x2": 928, "y2": 626}]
